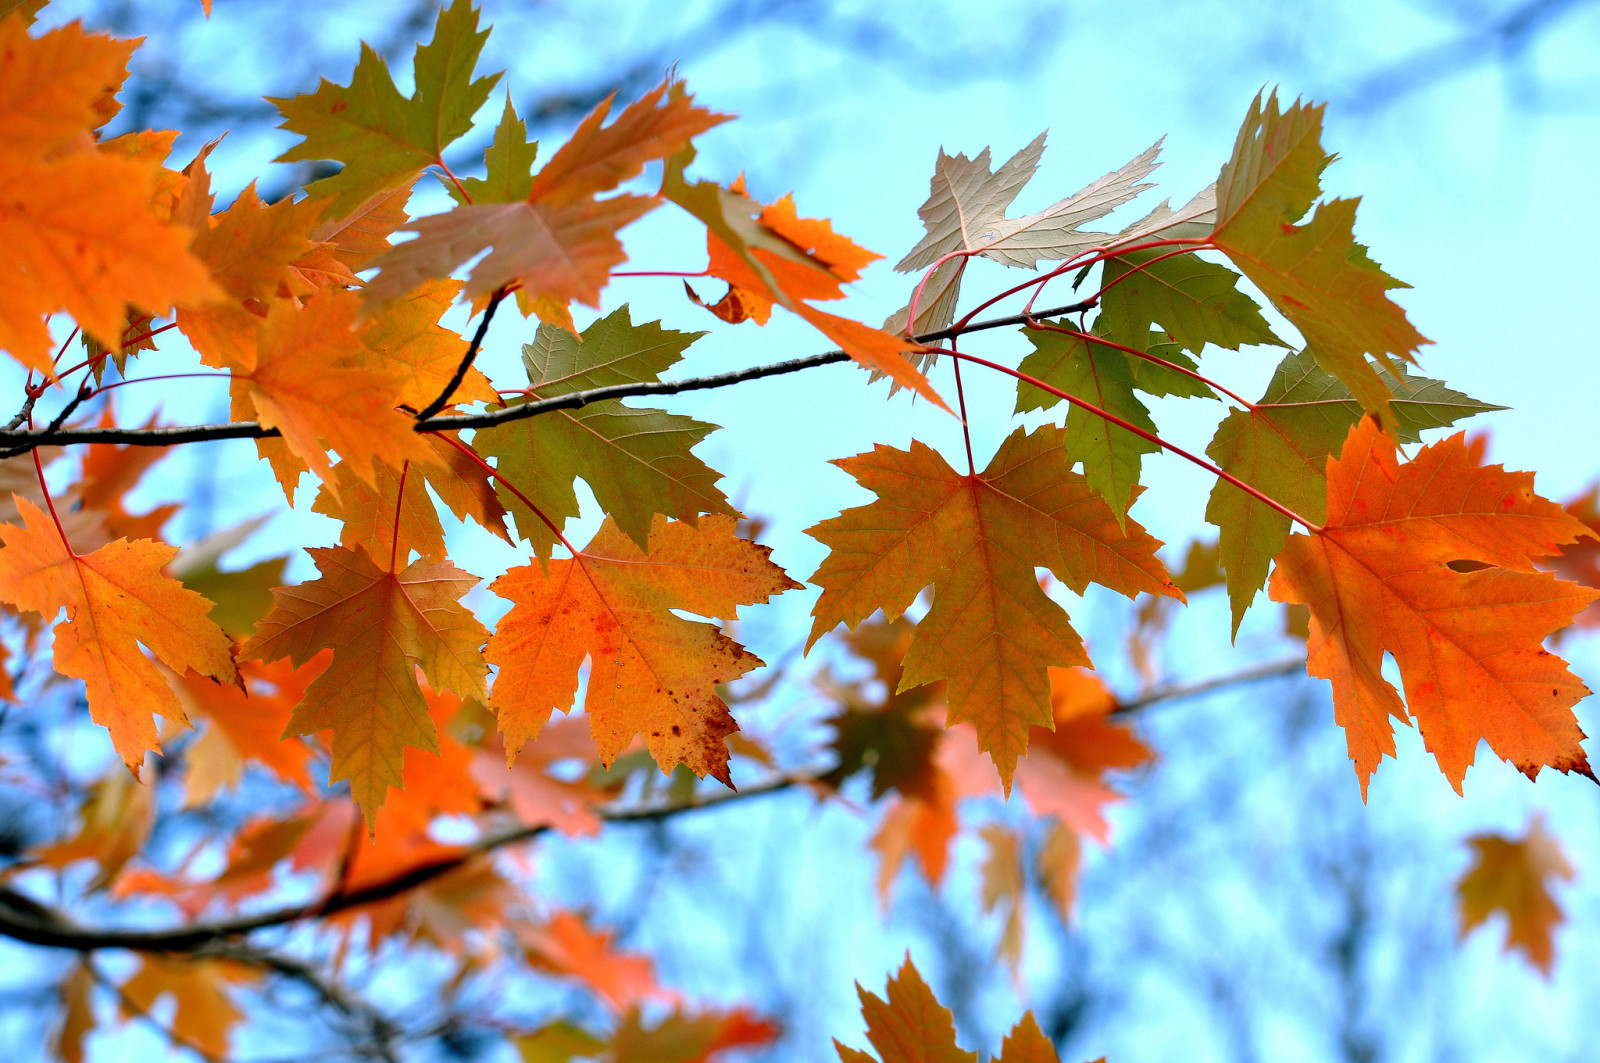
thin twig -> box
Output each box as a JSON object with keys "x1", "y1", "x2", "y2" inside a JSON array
[
  {"x1": 414, "y1": 286, "x2": 506, "y2": 421},
  {"x1": 0, "y1": 299, "x2": 1100, "y2": 452}
]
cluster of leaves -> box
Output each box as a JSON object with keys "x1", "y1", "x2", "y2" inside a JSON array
[{"x1": 0, "y1": 0, "x2": 1594, "y2": 1057}]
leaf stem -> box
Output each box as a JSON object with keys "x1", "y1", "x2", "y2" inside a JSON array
[
  {"x1": 1024, "y1": 319, "x2": 1257, "y2": 411},
  {"x1": 28, "y1": 417, "x2": 76, "y2": 558},
  {"x1": 390, "y1": 461, "x2": 410, "y2": 573},
  {"x1": 432, "y1": 432, "x2": 580, "y2": 556},
  {"x1": 934, "y1": 347, "x2": 1322, "y2": 533}
]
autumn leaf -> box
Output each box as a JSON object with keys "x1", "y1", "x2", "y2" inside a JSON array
[
  {"x1": 448, "y1": 93, "x2": 539, "y2": 204},
  {"x1": 818, "y1": 616, "x2": 943, "y2": 801},
  {"x1": 173, "y1": 655, "x2": 322, "y2": 806},
  {"x1": 313, "y1": 437, "x2": 509, "y2": 566},
  {"x1": 486, "y1": 514, "x2": 799, "y2": 783},
  {"x1": 1268, "y1": 416, "x2": 1599, "y2": 795},
  {"x1": 1207, "y1": 348, "x2": 1501, "y2": 632},
  {"x1": 241, "y1": 545, "x2": 490, "y2": 828},
  {"x1": 0, "y1": 497, "x2": 238, "y2": 772},
  {"x1": 176, "y1": 180, "x2": 323, "y2": 367},
  {"x1": 661, "y1": 152, "x2": 942, "y2": 404},
  {"x1": 978, "y1": 823, "x2": 1026, "y2": 972},
  {"x1": 807, "y1": 426, "x2": 1180, "y2": 787},
  {"x1": 1456, "y1": 814, "x2": 1576, "y2": 975},
  {"x1": 361, "y1": 277, "x2": 498, "y2": 409},
  {"x1": 1015, "y1": 323, "x2": 1166, "y2": 523},
  {"x1": 364, "y1": 78, "x2": 728, "y2": 317},
  {"x1": 835, "y1": 957, "x2": 975, "y2": 1063},
  {"x1": 470, "y1": 714, "x2": 611, "y2": 837},
  {"x1": 476, "y1": 307, "x2": 733, "y2": 557},
  {"x1": 1209, "y1": 92, "x2": 1430, "y2": 416},
  {"x1": 0, "y1": 15, "x2": 216, "y2": 373},
  {"x1": 269, "y1": 0, "x2": 499, "y2": 219},
  {"x1": 226, "y1": 289, "x2": 441, "y2": 497},
  {"x1": 120, "y1": 956, "x2": 255, "y2": 1060},
  {"x1": 1, "y1": 131, "x2": 220, "y2": 372},
  {"x1": 521, "y1": 911, "x2": 665, "y2": 1013},
  {"x1": 1095, "y1": 247, "x2": 1284, "y2": 353},
  {"x1": 884, "y1": 132, "x2": 1159, "y2": 336},
  {"x1": 33, "y1": 767, "x2": 152, "y2": 889},
  {"x1": 1014, "y1": 667, "x2": 1153, "y2": 843}
]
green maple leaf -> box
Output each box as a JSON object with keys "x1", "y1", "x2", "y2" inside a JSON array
[
  {"x1": 447, "y1": 92, "x2": 538, "y2": 204},
  {"x1": 270, "y1": 0, "x2": 500, "y2": 219},
  {"x1": 1015, "y1": 323, "x2": 1163, "y2": 525},
  {"x1": 1097, "y1": 247, "x2": 1284, "y2": 353},
  {"x1": 1206, "y1": 348, "x2": 1503, "y2": 632},
  {"x1": 1210, "y1": 92, "x2": 1430, "y2": 416},
  {"x1": 476, "y1": 306, "x2": 734, "y2": 559}
]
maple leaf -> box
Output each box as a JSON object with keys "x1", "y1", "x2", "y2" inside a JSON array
[
  {"x1": 448, "y1": 93, "x2": 539, "y2": 204},
  {"x1": 269, "y1": 0, "x2": 500, "y2": 219},
  {"x1": 0, "y1": 497, "x2": 238, "y2": 772},
  {"x1": 818, "y1": 616, "x2": 943, "y2": 801},
  {"x1": 884, "y1": 132, "x2": 1159, "y2": 337},
  {"x1": 240, "y1": 545, "x2": 490, "y2": 828},
  {"x1": 364, "y1": 79, "x2": 729, "y2": 318},
  {"x1": 176, "y1": 181, "x2": 323, "y2": 367},
  {"x1": 32, "y1": 767, "x2": 152, "y2": 889},
  {"x1": 1456, "y1": 815, "x2": 1576, "y2": 975},
  {"x1": 226, "y1": 289, "x2": 441, "y2": 498},
  {"x1": 476, "y1": 307, "x2": 733, "y2": 557},
  {"x1": 664, "y1": 153, "x2": 943, "y2": 405},
  {"x1": 521, "y1": 911, "x2": 665, "y2": 1013},
  {"x1": 470, "y1": 714, "x2": 611, "y2": 836},
  {"x1": 0, "y1": 17, "x2": 136, "y2": 157},
  {"x1": 1015, "y1": 323, "x2": 1169, "y2": 524},
  {"x1": 1268, "y1": 416, "x2": 1600, "y2": 795},
  {"x1": 1538, "y1": 483, "x2": 1600, "y2": 633},
  {"x1": 1014, "y1": 667, "x2": 1152, "y2": 844},
  {"x1": 1, "y1": 151, "x2": 220, "y2": 375},
  {"x1": 120, "y1": 956, "x2": 255, "y2": 1060},
  {"x1": 1095, "y1": 247, "x2": 1284, "y2": 353},
  {"x1": 173, "y1": 655, "x2": 322, "y2": 806},
  {"x1": 1207, "y1": 348, "x2": 1501, "y2": 632},
  {"x1": 898, "y1": 133, "x2": 1161, "y2": 271},
  {"x1": 835, "y1": 958, "x2": 976, "y2": 1063},
  {"x1": 486, "y1": 514, "x2": 799, "y2": 783},
  {"x1": 1209, "y1": 92, "x2": 1430, "y2": 416},
  {"x1": 361, "y1": 277, "x2": 498, "y2": 409},
  {"x1": 807, "y1": 426, "x2": 1180, "y2": 787},
  {"x1": 979, "y1": 823, "x2": 1026, "y2": 972}
]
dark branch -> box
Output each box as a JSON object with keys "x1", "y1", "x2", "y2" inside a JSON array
[
  {"x1": 0, "y1": 772, "x2": 806, "y2": 953},
  {"x1": 414, "y1": 287, "x2": 507, "y2": 422},
  {"x1": 0, "y1": 650, "x2": 1307, "y2": 957},
  {"x1": 0, "y1": 299, "x2": 1097, "y2": 452}
]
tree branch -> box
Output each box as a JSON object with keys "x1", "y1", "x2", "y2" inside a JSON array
[
  {"x1": 0, "y1": 300, "x2": 1097, "y2": 452},
  {"x1": 0, "y1": 651, "x2": 1312, "y2": 958},
  {"x1": 0, "y1": 772, "x2": 808, "y2": 953}
]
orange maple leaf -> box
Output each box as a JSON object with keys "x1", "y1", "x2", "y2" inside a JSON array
[
  {"x1": 176, "y1": 180, "x2": 324, "y2": 367},
  {"x1": 0, "y1": 497, "x2": 238, "y2": 772},
  {"x1": 227, "y1": 290, "x2": 441, "y2": 497},
  {"x1": 240, "y1": 545, "x2": 490, "y2": 828},
  {"x1": 1268, "y1": 416, "x2": 1600, "y2": 795},
  {"x1": 120, "y1": 955, "x2": 255, "y2": 1060},
  {"x1": 172, "y1": 654, "x2": 324, "y2": 805},
  {"x1": 521, "y1": 911, "x2": 666, "y2": 1013},
  {"x1": 684, "y1": 183, "x2": 946, "y2": 408},
  {"x1": 807, "y1": 427, "x2": 1180, "y2": 788},
  {"x1": 1456, "y1": 814, "x2": 1576, "y2": 975},
  {"x1": 486, "y1": 514, "x2": 799, "y2": 784}
]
